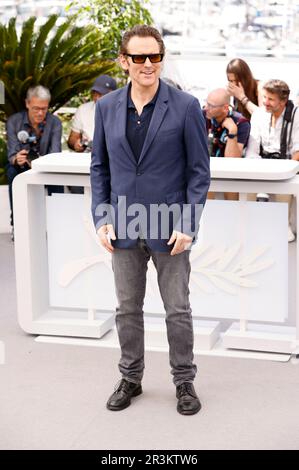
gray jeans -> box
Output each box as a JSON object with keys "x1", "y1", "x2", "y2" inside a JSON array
[{"x1": 111, "y1": 239, "x2": 197, "y2": 386}]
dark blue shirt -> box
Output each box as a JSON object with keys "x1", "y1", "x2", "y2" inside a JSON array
[
  {"x1": 204, "y1": 110, "x2": 250, "y2": 158},
  {"x1": 126, "y1": 83, "x2": 159, "y2": 163}
]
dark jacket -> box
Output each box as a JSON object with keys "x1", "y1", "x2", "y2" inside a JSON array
[
  {"x1": 6, "y1": 110, "x2": 62, "y2": 164},
  {"x1": 90, "y1": 79, "x2": 210, "y2": 252}
]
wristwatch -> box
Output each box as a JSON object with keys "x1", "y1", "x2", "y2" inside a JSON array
[{"x1": 227, "y1": 133, "x2": 237, "y2": 139}]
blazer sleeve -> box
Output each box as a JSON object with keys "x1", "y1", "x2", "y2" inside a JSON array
[
  {"x1": 90, "y1": 101, "x2": 112, "y2": 230},
  {"x1": 177, "y1": 98, "x2": 210, "y2": 236},
  {"x1": 6, "y1": 115, "x2": 21, "y2": 164},
  {"x1": 47, "y1": 116, "x2": 62, "y2": 153}
]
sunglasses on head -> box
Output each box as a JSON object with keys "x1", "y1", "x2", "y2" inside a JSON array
[{"x1": 125, "y1": 53, "x2": 164, "y2": 64}]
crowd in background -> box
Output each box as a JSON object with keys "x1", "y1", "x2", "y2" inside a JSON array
[{"x1": 5, "y1": 56, "x2": 299, "y2": 242}]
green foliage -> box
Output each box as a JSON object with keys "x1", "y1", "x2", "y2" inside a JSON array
[
  {"x1": 0, "y1": 14, "x2": 117, "y2": 121},
  {"x1": 67, "y1": 0, "x2": 153, "y2": 58}
]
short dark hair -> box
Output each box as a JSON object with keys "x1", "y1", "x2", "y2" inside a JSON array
[
  {"x1": 263, "y1": 79, "x2": 290, "y2": 101},
  {"x1": 119, "y1": 24, "x2": 165, "y2": 55}
]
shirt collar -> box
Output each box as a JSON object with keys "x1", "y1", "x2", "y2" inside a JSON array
[{"x1": 127, "y1": 80, "x2": 160, "y2": 110}]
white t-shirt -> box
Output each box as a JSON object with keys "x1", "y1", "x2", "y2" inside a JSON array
[
  {"x1": 71, "y1": 101, "x2": 95, "y2": 141},
  {"x1": 246, "y1": 106, "x2": 299, "y2": 158}
]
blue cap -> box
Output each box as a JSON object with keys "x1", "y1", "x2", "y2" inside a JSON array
[{"x1": 91, "y1": 75, "x2": 117, "y2": 95}]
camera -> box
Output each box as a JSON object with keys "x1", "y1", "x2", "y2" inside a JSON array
[
  {"x1": 219, "y1": 129, "x2": 228, "y2": 144},
  {"x1": 17, "y1": 130, "x2": 40, "y2": 162},
  {"x1": 261, "y1": 151, "x2": 282, "y2": 160},
  {"x1": 26, "y1": 144, "x2": 39, "y2": 161},
  {"x1": 81, "y1": 139, "x2": 93, "y2": 152}
]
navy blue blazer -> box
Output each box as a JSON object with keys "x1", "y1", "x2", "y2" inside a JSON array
[{"x1": 91, "y1": 79, "x2": 210, "y2": 252}]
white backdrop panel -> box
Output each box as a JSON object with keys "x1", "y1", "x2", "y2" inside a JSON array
[{"x1": 46, "y1": 195, "x2": 288, "y2": 322}]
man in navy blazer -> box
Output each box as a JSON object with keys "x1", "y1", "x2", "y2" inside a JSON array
[{"x1": 91, "y1": 25, "x2": 210, "y2": 415}]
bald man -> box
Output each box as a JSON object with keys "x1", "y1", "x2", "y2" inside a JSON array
[
  {"x1": 204, "y1": 88, "x2": 250, "y2": 159},
  {"x1": 204, "y1": 88, "x2": 250, "y2": 200}
]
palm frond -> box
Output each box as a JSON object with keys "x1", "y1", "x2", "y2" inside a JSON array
[
  {"x1": 0, "y1": 15, "x2": 117, "y2": 121},
  {"x1": 32, "y1": 15, "x2": 59, "y2": 71},
  {"x1": 18, "y1": 17, "x2": 36, "y2": 78}
]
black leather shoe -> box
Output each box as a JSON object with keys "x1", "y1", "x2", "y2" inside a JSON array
[
  {"x1": 176, "y1": 382, "x2": 202, "y2": 415},
  {"x1": 106, "y1": 379, "x2": 142, "y2": 411}
]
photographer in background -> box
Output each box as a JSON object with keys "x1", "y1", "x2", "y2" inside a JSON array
[
  {"x1": 245, "y1": 79, "x2": 299, "y2": 242},
  {"x1": 204, "y1": 88, "x2": 250, "y2": 200},
  {"x1": 6, "y1": 85, "x2": 62, "y2": 240},
  {"x1": 68, "y1": 74, "x2": 117, "y2": 152},
  {"x1": 246, "y1": 80, "x2": 299, "y2": 161}
]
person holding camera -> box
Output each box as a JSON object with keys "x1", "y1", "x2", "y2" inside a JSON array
[
  {"x1": 246, "y1": 80, "x2": 299, "y2": 161},
  {"x1": 245, "y1": 79, "x2": 299, "y2": 242},
  {"x1": 6, "y1": 85, "x2": 62, "y2": 239},
  {"x1": 204, "y1": 88, "x2": 250, "y2": 200},
  {"x1": 68, "y1": 75, "x2": 117, "y2": 153},
  {"x1": 67, "y1": 75, "x2": 117, "y2": 196}
]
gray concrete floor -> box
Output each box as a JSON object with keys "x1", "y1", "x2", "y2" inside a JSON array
[{"x1": 1, "y1": 233, "x2": 299, "y2": 450}]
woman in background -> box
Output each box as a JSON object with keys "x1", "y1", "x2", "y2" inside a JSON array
[{"x1": 226, "y1": 58, "x2": 262, "y2": 119}]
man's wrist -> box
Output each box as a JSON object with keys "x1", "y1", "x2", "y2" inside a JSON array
[
  {"x1": 226, "y1": 133, "x2": 238, "y2": 139},
  {"x1": 226, "y1": 125, "x2": 237, "y2": 134},
  {"x1": 96, "y1": 223, "x2": 107, "y2": 233}
]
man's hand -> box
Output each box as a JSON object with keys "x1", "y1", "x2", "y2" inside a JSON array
[
  {"x1": 97, "y1": 224, "x2": 116, "y2": 253},
  {"x1": 221, "y1": 117, "x2": 237, "y2": 135},
  {"x1": 68, "y1": 130, "x2": 85, "y2": 152},
  {"x1": 227, "y1": 81, "x2": 245, "y2": 101},
  {"x1": 292, "y1": 151, "x2": 299, "y2": 161},
  {"x1": 167, "y1": 230, "x2": 192, "y2": 256},
  {"x1": 73, "y1": 139, "x2": 85, "y2": 152},
  {"x1": 14, "y1": 149, "x2": 29, "y2": 166}
]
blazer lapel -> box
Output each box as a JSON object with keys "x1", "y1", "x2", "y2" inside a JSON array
[
  {"x1": 138, "y1": 80, "x2": 169, "y2": 165},
  {"x1": 116, "y1": 85, "x2": 136, "y2": 165}
]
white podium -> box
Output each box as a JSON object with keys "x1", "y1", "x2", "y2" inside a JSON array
[{"x1": 13, "y1": 154, "x2": 299, "y2": 354}]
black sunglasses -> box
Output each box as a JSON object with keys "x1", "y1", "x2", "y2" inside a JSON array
[{"x1": 125, "y1": 53, "x2": 164, "y2": 64}]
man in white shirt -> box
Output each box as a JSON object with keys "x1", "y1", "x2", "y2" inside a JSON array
[
  {"x1": 246, "y1": 79, "x2": 299, "y2": 160},
  {"x1": 68, "y1": 74, "x2": 117, "y2": 152},
  {"x1": 246, "y1": 79, "x2": 299, "y2": 241}
]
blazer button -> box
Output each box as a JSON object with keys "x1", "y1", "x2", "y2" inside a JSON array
[{"x1": 136, "y1": 170, "x2": 143, "y2": 176}]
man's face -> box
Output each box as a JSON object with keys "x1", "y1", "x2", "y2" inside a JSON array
[
  {"x1": 26, "y1": 97, "x2": 49, "y2": 126},
  {"x1": 119, "y1": 36, "x2": 162, "y2": 89},
  {"x1": 91, "y1": 91, "x2": 103, "y2": 102},
  {"x1": 262, "y1": 90, "x2": 286, "y2": 114},
  {"x1": 205, "y1": 95, "x2": 228, "y2": 121}
]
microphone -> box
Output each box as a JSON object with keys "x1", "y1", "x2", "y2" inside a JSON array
[
  {"x1": 17, "y1": 130, "x2": 30, "y2": 143},
  {"x1": 16, "y1": 130, "x2": 37, "y2": 170},
  {"x1": 17, "y1": 130, "x2": 37, "y2": 143}
]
